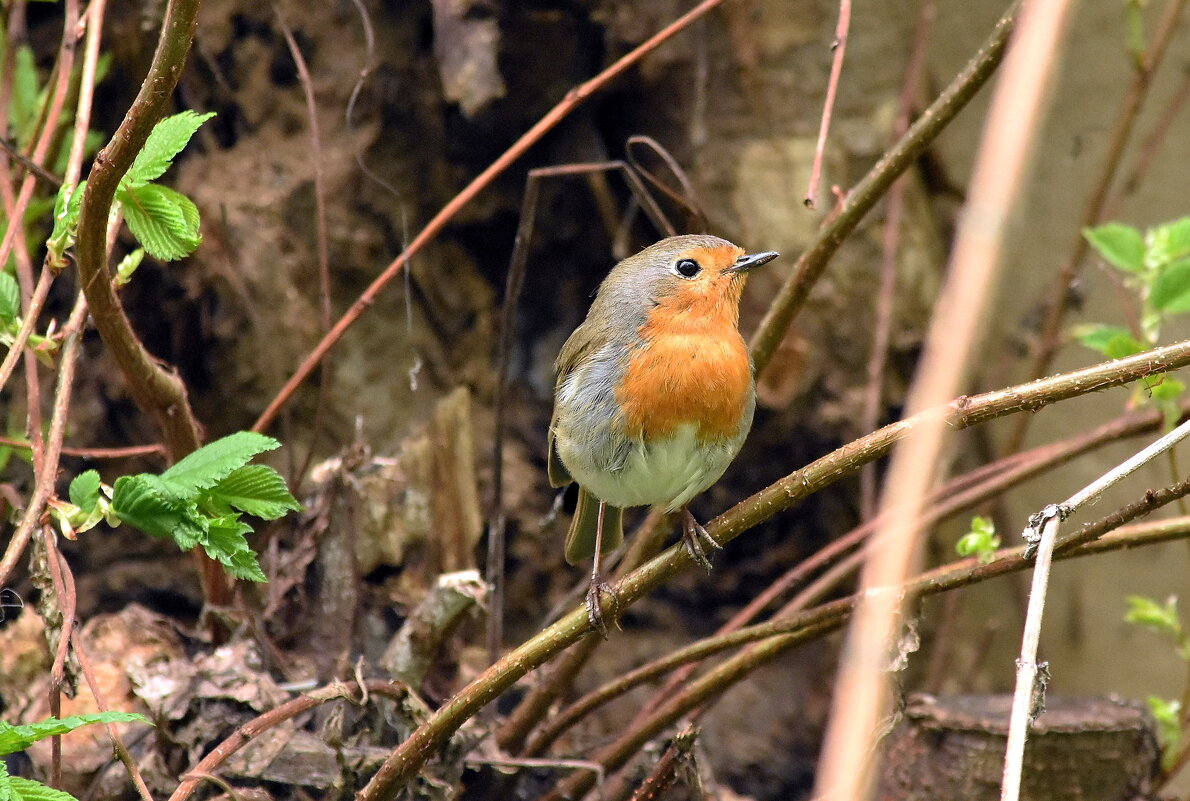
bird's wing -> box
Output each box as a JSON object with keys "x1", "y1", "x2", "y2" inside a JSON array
[{"x1": 547, "y1": 321, "x2": 601, "y2": 488}]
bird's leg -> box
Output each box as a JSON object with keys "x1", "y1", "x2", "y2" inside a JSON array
[
  {"x1": 680, "y1": 508, "x2": 720, "y2": 572},
  {"x1": 586, "y1": 499, "x2": 620, "y2": 637}
]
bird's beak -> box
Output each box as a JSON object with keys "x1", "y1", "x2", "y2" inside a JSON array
[{"x1": 725, "y1": 250, "x2": 779, "y2": 275}]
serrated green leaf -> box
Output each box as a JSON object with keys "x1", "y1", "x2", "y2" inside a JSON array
[
  {"x1": 227, "y1": 549, "x2": 268, "y2": 583},
  {"x1": 0, "y1": 712, "x2": 146, "y2": 755},
  {"x1": 210, "y1": 465, "x2": 302, "y2": 520},
  {"x1": 1084, "y1": 223, "x2": 1145, "y2": 273},
  {"x1": 1150, "y1": 259, "x2": 1190, "y2": 314},
  {"x1": 162, "y1": 432, "x2": 280, "y2": 494},
  {"x1": 111, "y1": 474, "x2": 201, "y2": 542},
  {"x1": 0, "y1": 272, "x2": 19, "y2": 325},
  {"x1": 125, "y1": 110, "x2": 216, "y2": 186},
  {"x1": 204, "y1": 516, "x2": 266, "y2": 582},
  {"x1": 68, "y1": 470, "x2": 101, "y2": 513},
  {"x1": 1071, "y1": 323, "x2": 1145, "y2": 359},
  {"x1": 119, "y1": 183, "x2": 202, "y2": 261},
  {"x1": 1147, "y1": 217, "x2": 1190, "y2": 269},
  {"x1": 8, "y1": 775, "x2": 78, "y2": 801}
]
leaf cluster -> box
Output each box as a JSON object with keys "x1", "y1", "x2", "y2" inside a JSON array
[
  {"x1": 0, "y1": 272, "x2": 59, "y2": 366},
  {"x1": 0, "y1": 712, "x2": 146, "y2": 801},
  {"x1": 954, "y1": 515, "x2": 1000, "y2": 564},
  {"x1": 1077, "y1": 218, "x2": 1190, "y2": 423},
  {"x1": 1123, "y1": 594, "x2": 1190, "y2": 769},
  {"x1": 47, "y1": 110, "x2": 214, "y2": 269},
  {"x1": 52, "y1": 432, "x2": 301, "y2": 582}
]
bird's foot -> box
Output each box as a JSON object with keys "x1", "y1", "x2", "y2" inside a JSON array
[
  {"x1": 585, "y1": 574, "x2": 620, "y2": 638},
  {"x1": 680, "y1": 508, "x2": 720, "y2": 572}
]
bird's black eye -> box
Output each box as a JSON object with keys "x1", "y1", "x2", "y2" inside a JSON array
[{"x1": 675, "y1": 258, "x2": 701, "y2": 278}]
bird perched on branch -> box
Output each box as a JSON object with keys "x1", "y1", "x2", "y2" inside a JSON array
[{"x1": 548, "y1": 234, "x2": 779, "y2": 635}]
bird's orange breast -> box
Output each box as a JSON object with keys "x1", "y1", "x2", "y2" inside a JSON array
[{"x1": 616, "y1": 282, "x2": 752, "y2": 443}]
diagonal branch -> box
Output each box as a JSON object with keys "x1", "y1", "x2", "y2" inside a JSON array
[
  {"x1": 355, "y1": 338, "x2": 1190, "y2": 800},
  {"x1": 749, "y1": 1, "x2": 1019, "y2": 374}
]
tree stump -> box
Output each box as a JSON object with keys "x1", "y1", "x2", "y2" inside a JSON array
[{"x1": 877, "y1": 693, "x2": 1159, "y2": 801}]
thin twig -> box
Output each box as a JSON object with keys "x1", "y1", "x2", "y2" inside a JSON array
[
  {"x1": 498, "y1": 509, "x2": 670, "y2": 755},
  {"x1": 252, "y1": 0, "x2": 750, "y2": 434},
  {"x1": 75, "y1": 0, "x2": 203, "y2": 459},
  {"x1": 0, "y1": 263, "x2": 54, "y2": 394},
  {"x1": 1115, "y1": 65, "x2": 1190, "y2": 205},
  {"x1": 275, "y1": 7, "x2": 335, "y2": 492},
  {"x1": 627, "y1": 725, "x2": 698, "y2": 801},
  {"x1": 860, "y1": 0, "x2": 935, "y2": 518},
  {"x1": 749, "y1": 1, "x2": 1019, "y2": 375},
  {"x1": 804, "y1": 0, "x2": 851, "y2": 208},
  {"x1": 0, "y1": 297, "x2": 87, "y2": 589},
  {"x1": 1001, "y1": 417, "x2": 1190, "y2": 800},
  {"x1": 42, "y1": 528, "x2": 75, "y2": 789},
  {"x1": 70, "y1": 630, "x2": 156, "y2": 801},
  {"x1": 0, "y1": 134, "x2": 61, "y2": 186},
  {"x1": 167, "y1": 680, "x2": 409, "y2": 801},
  {"x1": 0, "y1": 0, "x2": 79, "y2": 282}
]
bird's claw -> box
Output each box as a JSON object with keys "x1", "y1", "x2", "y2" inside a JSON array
[
  {"x1": 681, "y1": 511, "x2": 720, "y2": 573},
  {"x1": 586, "y1": 575, "x2": 620, "y2": 638}
]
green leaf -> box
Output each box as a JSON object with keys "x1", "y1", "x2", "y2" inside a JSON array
[
  {"x1": 955, "y1": 516, "x2": 1000, "y2": 564},
  {"x1": 111, "y1": 474, "x2": 202, "y2": 542},
  {"x1": 68, "y1": 470, "x2": 101, "y2": 513},
  {"x1": 0, "y1": 712, "x2": 146, "y2": 755},
  {"x1": 201, "y1": 515, "x2": 266, "y2": 581},
  {"x1": 1146, "y1": 217, "x2": 1190, "y2": 269},
  {"x1": 210, "y1": 465, "x2": 302, "y2": 520},
  {"x1": 1151, "y1": 259, "x2": 1190, "y2": 314},
  {"x1": 1084, "y1": 223, "x2": 1145, "y2": 273},
  {"x1": 1071, "y1": 323, "x2": 1145, "y2": 359},
  {"x1": 0, "y1": 272, "x2": 19, "y2": 325},
  {"x1": 114, "y1": 248, "x2": 145, "y2": 286},
  {"x1": 1124, "y1": 594, "x2": 1180, "y2": 635},
  {"x1": 1148, "y1": 695, "x2": 1182, "y2": 770},
  {"x1": 8, "y1": 775, "x2": 78, "y2": 801},
  {"x1": 46, "y1": 182, "x2": 86, "y2": 270},
  {"x1": 162, "y1": 432, "x2": 280, "y2": 494},
  {"x1": 119, "y1": 183, "x2": 202, "y2": 261},
  {"x1": 125, "y1": 110, "x2": 216, "y2": 187},
  {"x1": 1149, "y1": 376, "x2": 1185, "y2": 402}
]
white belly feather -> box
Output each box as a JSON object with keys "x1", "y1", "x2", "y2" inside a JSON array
[{"x1": 567, "y1": 423, "x2": 739, "y2": 511}]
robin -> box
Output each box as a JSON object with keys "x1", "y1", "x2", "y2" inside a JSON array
[{"x1": 548, "y1": 234, "x2": 779, "y2": 634}]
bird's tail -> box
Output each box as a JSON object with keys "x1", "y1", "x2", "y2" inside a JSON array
[{"x1": 564, "y1": 487, "x2": 624, "y2": 565}]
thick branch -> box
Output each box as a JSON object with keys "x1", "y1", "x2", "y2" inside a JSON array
[{"x1": 74, "y1": 0, "x2": 203, "y2": 460}]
